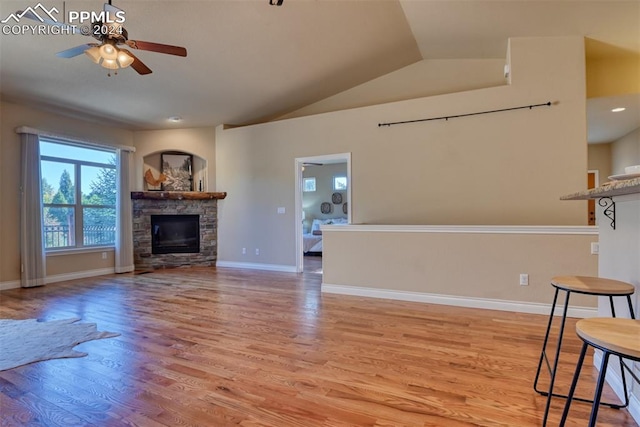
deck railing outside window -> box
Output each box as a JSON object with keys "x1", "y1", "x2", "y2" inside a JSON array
[{"x1": 44, "y1": 224, "x2": 116, "y2": 248}]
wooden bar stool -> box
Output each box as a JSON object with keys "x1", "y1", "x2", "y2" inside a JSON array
[
  {"x1": 560, "y1": 318, "x2": 640, "y2": 426},
  {"x1": 533, "y1": 276, "x2": 636, "y2": 426}
]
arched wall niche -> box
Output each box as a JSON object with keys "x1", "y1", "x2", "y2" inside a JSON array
[
  {"x1": 142, "y1": 150, "x2": 208, "y2": 192},
  {"x1": 132, "y1": 127, "x2": 216, "y2": 192}
]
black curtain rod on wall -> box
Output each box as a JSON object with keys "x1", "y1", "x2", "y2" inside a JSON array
[{"x1": 378, "y1": 101, "x2": 553, "y2": 127}]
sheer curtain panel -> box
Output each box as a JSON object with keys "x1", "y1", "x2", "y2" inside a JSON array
[
  {"x1": 115, "y1": 149, "x2": 134, "y2": 273},
  {"x1": 20, "y1": 133, "x2": 46, "y2": 287}
]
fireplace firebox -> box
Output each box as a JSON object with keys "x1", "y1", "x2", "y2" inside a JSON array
[{"x1": 151, "y1": 214, "x2": 200, "y2": 254}]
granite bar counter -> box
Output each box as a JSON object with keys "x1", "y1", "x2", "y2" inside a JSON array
[{"x1": 561, "y1": 177, "x2": 640, "y2": 200}]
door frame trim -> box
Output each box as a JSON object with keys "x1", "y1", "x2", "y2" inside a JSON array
[{"x1": 294, "y1": 153, "x2": 351, "y2": 273}]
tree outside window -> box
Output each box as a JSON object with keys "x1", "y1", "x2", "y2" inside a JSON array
[{"x1": 40, "y1": 140, "x2": 117, "y2": 249}]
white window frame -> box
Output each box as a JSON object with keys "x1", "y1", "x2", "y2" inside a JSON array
[
  {"x1": 333, "y1": 175, "x2": 348, "y2": 191},
  {"x1": 303, "y1": 177, "x2": 316, "y2": 192},
  {"x1": 40, "y1": 138, "x2": 117, "y2": 251}
]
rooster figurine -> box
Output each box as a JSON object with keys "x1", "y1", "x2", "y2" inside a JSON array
[{"x1": 144, "y1": 169, "x2": 166, "y2": 190}]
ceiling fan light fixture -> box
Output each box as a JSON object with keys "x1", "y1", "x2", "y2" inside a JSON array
[
  {"x1": 84, "y1": 46, "x2": 102, "y2": 64},
  {"x1": 99, "y1": 43, "x2": 118, "y2": 60},
  {"x1": 117, "y1": 50, "x2": 134, "y2": 68},
  {"x1": 101, "y1": 58, "x2": 119, "y2": 70}
]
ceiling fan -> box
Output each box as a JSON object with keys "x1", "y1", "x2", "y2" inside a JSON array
[{"x1": 24, "y1": 1, "x2": 187, "y2": 76}]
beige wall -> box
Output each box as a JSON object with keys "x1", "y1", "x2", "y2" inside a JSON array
[
  {"x1": 322, "y1": 228, "x2": 598, "y2": 308},
  {"x1": 303, "y1": 163, "x2": 348, "y2": 231},
  {"x1": 132, "y1": 127, "x2": 216, "y2": 191},
  {"x1": 216, "y1": 37, "x2": 588, "y2": 268},
  {"x1": 586, "y1": 55, "x2": 640, "y2": 99},
  {"x1": 0, "y1": 101, "x2": 133, "y2": 284},
  {"x1": 587, "y1": 143, "x2": 612, "y2": 185},
  {"x1": 280, "y1": 58, "x2": 507, "y2": 120},
  {"x1": 611, "y1": 127, "x2": 640, "y2": 175},
  {"x1": 46, "y1": 250, "x2": 115, "y2": 277}
]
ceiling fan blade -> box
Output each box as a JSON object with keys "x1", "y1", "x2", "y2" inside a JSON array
[
  {"x1": 56, "y1": 44, "x2": 96, "y2": 58},
  {"x1": 19, "y1": 10, "x2": 81, "y2": 34},
  {"x1": 120, "y1": 49, "x2": 153, "y2": 75},
  {"x1": 103, "y1": 2, "x2": 124, "y2": 15},
  {"x1": 126, "y1": 40, "x2": 187, "y2": 57}
]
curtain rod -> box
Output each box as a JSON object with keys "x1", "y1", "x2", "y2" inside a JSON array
[
  {"x1": 378, "y1": 101, "x2": 553, "y2": 128},
  {"x1": 15, "y1": 126, "x2": 136, "y2": 152}
]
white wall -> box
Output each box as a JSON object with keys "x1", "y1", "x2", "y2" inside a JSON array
[
  {"x1": 596, "y1": 194, "x2": 640, "y2": 422},
  {"x1": 611, "y1": 127, "x2": 640, "y2": 174}
]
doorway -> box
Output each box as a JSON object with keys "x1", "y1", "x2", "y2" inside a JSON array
[{"x1": 294, "y1": 153, "x2": 351, "y2": 273}]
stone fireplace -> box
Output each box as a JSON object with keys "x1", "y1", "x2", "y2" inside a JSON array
[{"x1": 131, "y1": 191, "x2": 227, "y2": 270}]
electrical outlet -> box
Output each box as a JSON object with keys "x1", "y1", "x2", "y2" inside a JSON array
[
  {"x1": 519, "y1": 273, "x2": 529, "y2": 286},
  {"x1": 591, "y1": 242, "x2": 599, "y2": 255},
  {"x1": 242, "y1": 248, "x2": 247, "y2": 255},
  {"x1": 255, "y1": 248, "x2": 260, "y2": 255},
  {"x1": 101, "y1": 252, "x2": 107, "y2": 260}
]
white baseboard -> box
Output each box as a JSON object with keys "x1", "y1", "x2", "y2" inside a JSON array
[
  {"x1": 594, "y1": 352, "x2": 640, "y2": 425},
  {"x1": 1, "y1": 268, "x2": 116, "y2": 290},
  {"x1": 45, "y1": 268, "x2": 115, "y2": 284},
  {"x1": 115, "y1": 265, "x2": 135, "y2": 273},
  {"x1": 321, "y1": 283, "x2": 597, "y2": 318},
  {"x1": 216, "y1": 261, "x2": 297, "y2": 273},
  {"x1": 0, "y1": 280, "x2": 21, "y2": 290}
]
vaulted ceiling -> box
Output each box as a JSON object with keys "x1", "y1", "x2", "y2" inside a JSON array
[{"x1": 1, "y1": 0, "x2": 638, "y2": 141}]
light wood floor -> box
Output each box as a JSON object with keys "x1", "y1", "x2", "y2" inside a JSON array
[
  {"x1": 303, "y1": 255, "x2": 323, "y2": 274},
  {"x1": 0, "y1": 267, "x2": 636, "y2": 426}
]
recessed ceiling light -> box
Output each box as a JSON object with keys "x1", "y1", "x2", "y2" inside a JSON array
[
  {"x1": 611, "y1": 107, "x2": 626, "y2": 113},
  {"x1": 168, "y1": 116, "x2": 183, "y2": 123}
]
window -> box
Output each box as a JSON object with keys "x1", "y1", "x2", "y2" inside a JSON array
[
  {"x1": 333, "y1": 175, "x2": 348, "y2": 191},
  {"x1": 40, "y1": 139, "x2": 117, "y2": 249},
  {"x1": 303, "y1": 177, "x2": 316, "y2": 192}
]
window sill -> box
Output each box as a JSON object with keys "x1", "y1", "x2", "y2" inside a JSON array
[{"x1": 46, "y1": 246, "x2": 115, "y2": 257}]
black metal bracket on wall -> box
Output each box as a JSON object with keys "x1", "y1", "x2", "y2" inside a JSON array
[{"x1": 598, "y1": 197, "x2": 615, "y2": 230}]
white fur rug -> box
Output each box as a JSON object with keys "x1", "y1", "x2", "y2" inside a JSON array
[{"x1": 0, "y1": 318, "x2": 119, "y2": 371}]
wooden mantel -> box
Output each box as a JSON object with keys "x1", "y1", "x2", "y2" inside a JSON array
[{"x1": 131, "y1": 191, "x2": 227, "y2": 200}]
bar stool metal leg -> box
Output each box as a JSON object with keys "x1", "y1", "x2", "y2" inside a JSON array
[
  {"x1": 560, "y1": 346, "x2": 612, "y2": 427},
  {"x1": 626, "y1": 295, "x2": 636, "y2": 320},
  {"x1": 542, "y1": 291, "x2": 571, "y2": 426},
  {"x1": 588, "y1": 351, "x2": 611, "y2": 426},
  {"x1": 559, "y1": 342, "x2": 588, "y2": 426},
  {"x1": 533, "y1": 287, "x2": 560, "y2": 395}
]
